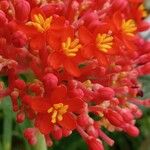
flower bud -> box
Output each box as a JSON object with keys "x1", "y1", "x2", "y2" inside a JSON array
[
  {"x1": 0, "y1": 10, "x2": 8, "y2": 26},
  {"x1": 14, "y1": 79, "x2": 26, "y2": 90},
  {"x1": 0, "y1": 0, "x2": 9, "y2": 12},
  {"x1": 43, "y1": 73, "x2": 58, "y2": 92},
  {"x1": 104, "y1": 109, "x2": 124, "y2": 127},
  {"x1": 52, "y1": 125, "x2": 63, "y2": 140},
  {"x1": 62, "y1": 128, "x2": 72, "y2": 137},
  {"x1": 12, "y1": 31, "x2": 27, "y2": 48},
  {"x1": 14, "y1": 0, "x2": 30, "y2": 22},
  {"x1": 96, "y1": 87, "x2": 115, "y2": 101},
  {"x1": 69, "y1": 88, "x2": 84, "y2": 99},
  {"x1": 77, "y1": 113, "x2": 90, "y2": 127},
  {"x1": 123, "y1": 124, "x2": 140, "y2": 137},
  {"x1": 86, "y1": 137, "x2": 104, "y2": 150},
  {"x1": 16, "y1": 111, "x2": 25, "y2": 123}
]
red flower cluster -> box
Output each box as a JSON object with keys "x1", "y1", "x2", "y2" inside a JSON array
[{"x1": 0, "y1": 0, "x2": 150, "y2": 149}]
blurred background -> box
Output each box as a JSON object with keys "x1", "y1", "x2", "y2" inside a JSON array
[{"x1": 0, "y1": 1, "x2": 150, "y2": 150}]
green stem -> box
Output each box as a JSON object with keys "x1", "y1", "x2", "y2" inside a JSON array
[
  {"x1": 2, "y1": 97, "x2": 13, "y2": 150},
  {"x1": 33, "y1": 132, "x2": 47, "y2": 150}
]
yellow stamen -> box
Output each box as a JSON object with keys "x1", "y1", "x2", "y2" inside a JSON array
[
  {"x1": 122, "y1": 19, "x2": 137, "y2": 36},
  {"x1": 26, "y1": 14, "x2": 52, "y2": 33},
  {"x1": 47, "y1": 103, "x2": 69, "y2": 123},
  {"x1": 96, "y1": 33, "x2": 113, "y2": 53},
  {"x1": 62, "y1": 37, "x2": 81, "y2": 57}
]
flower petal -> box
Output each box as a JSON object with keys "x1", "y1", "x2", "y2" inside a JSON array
[
  {"x1": 64, "y1": 59, "x2": 81, "y2": 77},
  {"x1": 29, "y1": 97, "x2": 50, "y2": 113},
  {"x1": 67, "y1": 98, "x2": 85, "y2": 113},
  {"x1": 47, "y1": 52, "x2": 62, "y2": 69},
  {"x1": 79, "y1": 26, "x2": 93, "y2": 44},
  {"x1": 35, "y1": 113, "x2": 53, "y2": 134},
  {"x1": 58, "y1": 113, "x2": 77, "y2": 130},
  {"x1": 50, "y1": 85, "x2": 67, "y2": 103}
]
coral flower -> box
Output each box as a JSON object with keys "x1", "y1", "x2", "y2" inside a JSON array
[
  {"x1": 20, "y1": 8, "x2": 65, "y2": 51},
  {"x1": 47, "y1": 26, "x2": 83, "y2": 77},
  {"x1": 79, "y1": 25, "x2": 119, "y2": 66},
  {"x1": 27, "y1": 85, "x2": 85, "y2": 134}
]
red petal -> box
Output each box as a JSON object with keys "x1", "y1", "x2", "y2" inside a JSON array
[
  {"x1": 50, "y1": 85, "x2": 67, "y2": 103},
  {"x1": 95, "y1": 51, "x2": 109, "y2": 67},
  {"x1": 30, "y1": 35, "x2": 46, "y2": 50},
  {"x1": 47, "y1": 31, "x2": 61, "y2": 50},
  {"x1": 64, "y1": 59, "x2": 81, "y2": 77},
  {"x1": 35, "y1": 114, "x2": 53, "y2": 134},
  {"x1": 51, "y1": 16, "x2": 66, "y2": 30},
  {"x1": 58, "y1": 113, "x2": 77, "y2": 130},
  {"x1": 47, "y1": 52, "x2": 62, "y2": 69},
  {"x1": 81, "y1": 44, "x2": 95, "y2": 58},
  {"x1": 29, "y1": 97, "x2": 50, "y2": 113},
  {"x1": 67, "y1": 98, "x2": 85, "y2": 113},
  {"x1": 79, "y1": 26, "x2": 93, "y2": 44},
  {"x1": 113, "y1": 11, "x2": 122, "y2": 30},
  {"x1": 61, "y1": 26, "x2": 74, "y2": 42}
]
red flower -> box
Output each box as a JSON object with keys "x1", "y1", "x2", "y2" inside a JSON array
[
  {"x1": 47, "y1": 26, "x2": 83, "y2": 77},
  {"x1": 20, "y1": 8, "x2": 65, "y2": 51},
  {"x1": 28, "y1": 85, "x2": 85, "y2": 134},
  {"x1": 79, "y1": 25, "x2": 119, "y2": 66}
]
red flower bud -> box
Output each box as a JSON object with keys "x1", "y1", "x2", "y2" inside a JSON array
[
  {"x1": 52, "y1": 125, "x2": 63, "y2": 140},
  {"x1": 43, "y1": 73, "x2": 58, "y2": 92},
  {"x1": 69, "y1": 88, "x2": 84, "y2": 99},
  {"x1": 77, "y1": 113, "x2": 90, "y2": 127},
  {"x1": 0, "y1": 0, "x2": 9, "y2": 12},
  {"x1": 86, "y1": 137, "x2": 104, "y2": 150},
  {"x1": 16, "y1": 111, "x2": 25, "y2": 123},
  {"x1": 0, "y1": 10, "x2": 7, "y2": 26},
  {"x1": 12, "y1": 31, "x2": 27, "y2": 48},
  {"x1": 96, "y1": 87, "x2": 115, "y2": 102},
  {"x1": 14, "y1": 79, "x2": 26, "y2": 90},
  {"x1": 104, "y1": 109, "x2": 124, "y2": 127},
  {"x1": 14, "y1": 0, "x2": 30, "y2": 22},
  {"x1": 62, "y1": 128, "x2": 72, "y2": 137},
  {"x1": 123, "y1": 124, "x2": 140, "y2": 137}
]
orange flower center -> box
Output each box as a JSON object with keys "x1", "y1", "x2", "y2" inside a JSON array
[
  {"x1": 26, "y1": 14, "x2": 52, "y2": 33},
  {"x1": 122, "y1": 19, "x2": 137, "y2": 36},
  {"x1": 47, "y1": 103, "x2": 68, "y2": 123},
  {"x1": 96, "y1": 33, "x2": 113, "y2": 53},
  {"x1": 62, "y1": 37, "x2": 81, "y2": 57}
]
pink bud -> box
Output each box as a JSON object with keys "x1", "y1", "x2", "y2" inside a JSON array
[
  {"x1": 0, "y1": 0, "x2": 9, "y2": 12},
  {"x1": 0, "y1": 10, "x2": 8, "y2": 26},
  {"x1": 96, "y1": 87, "x2": 115, "y2": 101},
  {"x1": 123, "y1": 124, "x2": 140, "y2": 137},
  {"x1": 12, "y1": 31, "x2": 27, "y2": 48},
  {"x1": 14, "y1": 79, "x2": 26, "y2": 90},
  {"x1": 62, "y1": 128, "x2": 72, "y2": 137},
  {"x1": 14, "y1": 0, "x2": 30, "y2": 22},
  {"x1": 52, "y1": 125, "x2": 62, "y2": 140},
  {"x1": 77, "y1": 113, "x2": 90, "y2": 127},
  {"x1": 104, "y1": 109, "x2": 124, "y2": 127},
  {"x1": 86, "y1": 137, "x2": 104, "y2": 150},
  {"x1": 16, "y1": 111, "x2": 25, "y2": 123},
  {"x1": 121, "y1": 109, "x2": 134, "y2": 123},
  {"x1": 28, "y1": 137, "x2": 37, "y2": 145},
  {"x1": 43, "y1": 73, "x2": 58, "y2": 92},
  {"x1": 69, "y1": 88, "x2": 84, "y2": 99}
]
